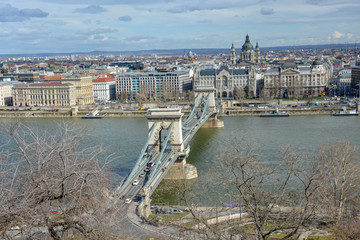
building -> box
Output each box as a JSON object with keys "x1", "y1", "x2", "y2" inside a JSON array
[
  {"x1": 240, "y1": 34, "x2": 260, "y2": 64},
  {"x1": 351, "y1": 66, "x2": 360, "y2": 97},
  {"x1": 92, "y1": 77, "x2": 116, "y2": 101},
  {"x1": 193, "y1": 66, "x2": 256, "y2": 98},
  {"x1": 61, "y1": 76, "x2": 94, "y2": 105},
  {"x1": 335, "y1": 72, "x2": 351, "y2": 96},
  {"x1": 116, "y1": 71, "x2": 192, "y2": 100},
  {"x1": 108, "y1": 61, "x2": 144, "y2": 71},
  {"x1": 263, "y1": 60, "x2": 330, "y2": 97},
  {"x1": 12, "y1": 82, "x2": 76, "y2": 107},
  {"x1": 3, "y1": 72, "x2": 41, "y2": 83},
  {"x1": 0, "y1": 83, "x2": 13, "y2": 106}
]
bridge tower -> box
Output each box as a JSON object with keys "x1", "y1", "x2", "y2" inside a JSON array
[
  {"x1": 146, "y1": 108, "x2": 184, "y2": 152},
  {"x1": 194, "y1": 86, "x2": 224, "y2": 128},
  {"x1": 194, "y1": 86, "x2": 216, "y2": 112}
]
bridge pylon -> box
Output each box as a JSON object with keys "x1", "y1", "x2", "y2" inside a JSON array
[
  {"x1": 146, "y1": 108, "x2": 184, "y2": 152},
  {"x1": 194, "y1": 86, "x2": 216, "y2": 112}
]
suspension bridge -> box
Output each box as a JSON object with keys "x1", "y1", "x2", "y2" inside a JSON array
[{"x1": 114, "y1": 86, "x2": 223, "y2": 217}]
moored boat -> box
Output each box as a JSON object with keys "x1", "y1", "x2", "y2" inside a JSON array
[
  {"x1": 260, "y1": 108, "x2": 289, "y2": 117},
  {"x1": 333, "y1": 107, "x2": 358, "y2": 116},
  {"x1": 82, "y1": 110, "x2": 105, "y2": 119}
]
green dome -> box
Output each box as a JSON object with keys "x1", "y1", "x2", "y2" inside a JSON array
[
  {"x1": 242, "y1": 34, "x2": 254, "y2": 51},
  {"x1": 312, "y1": 59, "x2": 323, "y2": 65}
]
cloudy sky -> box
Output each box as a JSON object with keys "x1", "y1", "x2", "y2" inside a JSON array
[{"x1": 0, "y1": 0, "x2": 359, "y2": 54}]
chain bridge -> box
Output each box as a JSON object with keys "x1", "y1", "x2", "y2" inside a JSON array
[{"x1": 114, "y1": 86, "x2": 223, "y2": 217}]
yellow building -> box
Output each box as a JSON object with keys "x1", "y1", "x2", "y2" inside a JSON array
[
  {"x1": 61, "y1": 76, "x2": 94, "y2": 105},
  {"x1": 12, "y1": 82, "x2": 76, "y2": 107}
]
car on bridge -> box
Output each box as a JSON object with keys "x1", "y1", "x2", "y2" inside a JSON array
[
  {"x1": 139, "y1": 172, "x2": 145, "y2": 178},
  {"x1": 147, "y1": 161, "x2": 154, "y2": 167},
  {"x1": 125, "y1": 198, "x2": 131, "y2": 204},
  {"x1": 133, "y1": 180, "x2": 139, "y2": 185},
  {"x1": 145, "y1": 167, "x2": 150, "y2": 172}
]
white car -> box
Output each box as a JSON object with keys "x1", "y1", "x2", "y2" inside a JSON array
[
  {"x1": 133, "y1": 180, "x2": 139, "y2": 185},
  {"x1": 125, "y1": 198, "x2": 131, "y2": 204}
]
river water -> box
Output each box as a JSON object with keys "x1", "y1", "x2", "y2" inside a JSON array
[{"x1": 1, "y1": 116, "x2": 359, "y2": 204}]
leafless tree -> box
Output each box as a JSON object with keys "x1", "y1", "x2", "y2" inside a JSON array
[
  {"x1": 312, "y1": 140, "x2": 360, "y2": 224},
  {"x1": 210, "y1": 138, "x2": 317, "y2": 240},
  {"x1": 332, "y1": 218, "x2": 360, "y2": 240},
  {"x1": 0, "y1": 120, "x2": 116, "y2": 239},
  {"x1": 233, "y1": 86, "x2": 246, "y2": 102},
  {"x1": 135, "y1": 93, "x2": 147, "y2": 107}
]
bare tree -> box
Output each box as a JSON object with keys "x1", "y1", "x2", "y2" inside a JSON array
[
  {"x1": 211, "y1": 139, "x2": 317, "y2": 240},
  {"x1": 135, "y1": 93, "x2": 147, "y2": 108},
  {"x1": 0, "y1": 120, "x2": 115, "y2": 239},
  {"x1": 233, "y1": 86, "x2": 245, "y2": 101},
  {"x1": 312, "y1": 140, "x2": 360, "y2": 224}
]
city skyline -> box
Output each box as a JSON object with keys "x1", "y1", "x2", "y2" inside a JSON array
[{"x1": 0, "y1": 0, "x2": 359, "y2": 54}]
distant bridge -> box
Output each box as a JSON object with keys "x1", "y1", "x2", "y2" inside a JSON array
[{"x1": 114, "y1": 86, "x2": 223, "y2": 217}]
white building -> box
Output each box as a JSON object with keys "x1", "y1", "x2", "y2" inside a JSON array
[
  {"x1": 335, "y1": 72, "x2": 352, "y2": 96},
  {"x1": 0, "y1": 83, "x2": 13, "y2": 106},
  {"x1": 193, "y1": 66, "x2": 257, "y2": 98},
  {"x1": 116, "y1": 71, "x2": 192, "y2": 100},
  {"x1": 263, "y1": 60, "x2": 330, "y2": 97},
  {"x1": 92, "y1": 77, "x2": 116, "y2": 101}
]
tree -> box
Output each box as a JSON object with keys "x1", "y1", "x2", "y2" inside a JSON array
[
  {"x1": 211, "y1": 139, "x2": 317, "y2": 240},
  {"x1": 312, "y1": 140, "x2": 360, "y2": 224},
  {"x1": 0, "y1": 121, "x2": 115, "y2": 239},
  {"x1": 233, "y1": 86, "x2": 246, "y2": 101},
  {"x1": 135, "y1": 93, "x2": 147, "y2": 107}
]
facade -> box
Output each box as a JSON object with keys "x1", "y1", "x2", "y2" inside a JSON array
[
  {"x1": 61, "y1": 76, "x2": 94, "y2": 105},
  {"x1": 193, "y1": 66, "x2": 256, "y2": 98},
  {"x1": 12, "y1": 82, "x2": 76, "y2": 107},
  {"x1": 263, "y1": 60, "x2": 330, "y2": 97},
  {"x1": 116, "y1": 71, "x2": 192, "y2": 100},
  {"x1": 3, "y1": 72, "x2": 41, "y2": 83},
  {"x1": 335, "y1": 72, "x2": 351, "y2": 96},
  {"x1": 92, "y1": 77, "x2": 116, "y2": 101},
  {"x1": 240, "y1": 34, "x2": 260, "y2": 64},
  {"x1": 0, "y1": 84, "x2": 13, "y2": 106},
  {"x1": 351, "y1": 66, "x2": 360, "y2": 97}
]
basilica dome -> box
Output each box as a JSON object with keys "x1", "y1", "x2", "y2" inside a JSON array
[
  {"x1": 242, "y1": 34, "x2": 254, "y2": 51},
  {"x1": 312, "y1": 59, "x2": 323, "y2": 65}
]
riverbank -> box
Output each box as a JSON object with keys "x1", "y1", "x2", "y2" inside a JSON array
[{"x1": 0, "y1": 105, "x2": 349, "y2": 118}]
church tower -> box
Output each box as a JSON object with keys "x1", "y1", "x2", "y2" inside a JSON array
[
  {"x1": 230, "y1": 43, "x2": 236, "y2": 65},
  {"x1": 255, "y1": 42, "x2": 260, "y2": 64}
]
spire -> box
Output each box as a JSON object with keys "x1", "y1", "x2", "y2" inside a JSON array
[
  {"x1": 231, "y1": 42, "x2": 235, "y2": 49},
  {"x1": 246, "y1": 34, "x2": 250, "y2": 42},
  {"x1": 255, "y1": 42, "x2": 259, "y2": 50}
]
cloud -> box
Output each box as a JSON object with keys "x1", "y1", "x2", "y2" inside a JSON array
[
  {"x1": 347, "y1": 33, "x2": 353, "y2": 39},
  {"x1": 74, "y1": 5, "x2": 106, "y2": 14},
  {"x1": 167, "y1": 0, "x2": 262, "y2": 13},
  {"x1": 77, "y1": 28, "x2": 118, "y2": 35},
  {"x1": 0, "y1": 4, "x2": 48, "y2": 22},
  {"x1": 306, "y1": 0, "x2": 360, "y2": 5},
  {"x1": 118, "y1": 15, "x2": 132, "y2": 22},
  {"x1": 260, "y1": 7, "x2": 275, "y2": 15},
  {"x1": 197, "y1": 20, "x2": 213, "y2": 24},
  {"x1": 333, "y1": 31, "x2": 345, "y2": 38}
]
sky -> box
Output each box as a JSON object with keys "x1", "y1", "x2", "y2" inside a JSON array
[{"x1": 0, "y1": 0, "x2": 359, "y2": 54}]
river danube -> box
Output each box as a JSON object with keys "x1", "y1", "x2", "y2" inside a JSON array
[{"x1": 1, "y1": 116, "x2": 359, "y2": 203}]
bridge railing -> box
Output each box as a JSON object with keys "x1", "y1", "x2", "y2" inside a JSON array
[
  {"x1": 115, "y1": 122, "x2": 158, "y2": 197},
  {"x1": 145, "y1": 123, "x2": 173, "y2": 188}
]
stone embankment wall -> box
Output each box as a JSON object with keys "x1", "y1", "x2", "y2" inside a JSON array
[{"x1": 0, "y1": 106, "x2": 345, "y2": 118}]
